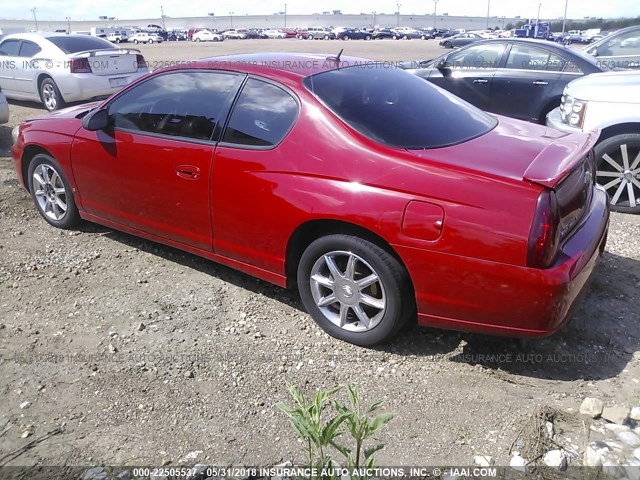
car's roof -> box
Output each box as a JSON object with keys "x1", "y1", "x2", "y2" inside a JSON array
[
  {"x1": 2, "y1": 32, "x2": 104, "y2": 42},
  {"x1": 195, "y1": 52, "x2": 369, "y2": 78}
]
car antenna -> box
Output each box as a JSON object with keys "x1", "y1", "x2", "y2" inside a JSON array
[{"x1": 326, "y1": 48, "x2": 344, "y2": 66}]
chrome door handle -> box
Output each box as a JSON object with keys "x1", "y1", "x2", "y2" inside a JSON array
[
  {"x1": 533, "y1": 80, "x2": 549, "y2": 85},
  {"x1": 473, "y1": 78, "x2": 489, "y2": 84}
]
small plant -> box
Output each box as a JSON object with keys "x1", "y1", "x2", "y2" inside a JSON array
[
  {"x1": 332, "y1": 385, "x2": 395, "y2": 473},
  {"x1": 278, "y1": 383, "x2": 395, "y2": 478}
]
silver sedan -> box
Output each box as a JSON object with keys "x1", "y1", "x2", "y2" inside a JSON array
[{"x1": 0, "y1": 32, "x2": 150, "y2": 111}]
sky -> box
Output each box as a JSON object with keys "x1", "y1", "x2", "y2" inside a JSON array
[{"x1": 2, "y1": 0, "x2": 639, "y2": 21}]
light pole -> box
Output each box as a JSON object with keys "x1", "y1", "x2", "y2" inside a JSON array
[
  {"x1": 31, "y1": 7, "x2": 38, "y2": 31},
  {"x1": 396, "y1": 3, "x2": 401, "y2": 27},
  {"x1": 229, "y1": 12, "x2": 234, "y2": 29},
  {"x1": 65, "y1": 16, "x2": 71, "y2": 33},
  {"x1": 486, "y1": 0, "x2": 490, "y2": 29},
  {"x1": 433, "y1": 0, "x2": 438, "y2": 29},
  {"x1": 208, "y1": 12, "x2": 215, "y2": 29},
  {"x1": 372, "y1": 10, "x2": 376, "y2": 28},
  {"x1": 284, "y1": 3, "x2": 287, "y2": 28},
  {"x1": 562, "y1": 0, "x2": 568, "y2": 33},
  {"x1": 537, "y1": 2, "x2": 541, "y2": 22},
  {"x1": 160, "y1": 5, "x2": 166, "y2": 30}
]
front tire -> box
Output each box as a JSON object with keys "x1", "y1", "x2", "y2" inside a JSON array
[
  {"x1": 594, "y1": 134, "x2": 640, "y2": 214},
  {"x1": 39, "y1": 77, "x2": 65, "y2": 112},
  {"x1": 28, "y1": 154, "x2": 80, "y2": 229},
  {"x1": 133, "y1": 39, "x2": 139, "y2": 44},
  {"x1": 297, "y1": 234, "x2": 413, "y2": 346},
  {"x1": 444, "y1": 41, "x2": 452, "y2": 48}
]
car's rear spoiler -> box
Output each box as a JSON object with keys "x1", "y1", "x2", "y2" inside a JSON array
[
  {"x1": 523, "y1": 130, "x2": 599, "y2": 188},
  {"x1": 67, "y1": 48, "x2": 141, "y2": 58}
]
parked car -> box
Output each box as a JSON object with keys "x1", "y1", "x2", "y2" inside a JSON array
[
  {"x1": 129, "y1": 32, "x2": 163, "y2": 44},
  {"x1": 192, "y1": 30, "x2": 224, "y2": 42},
  {"x1": 0, "y1": 88, "x2": 8, "y2": 124},
  {"x1": 547, "y1": 71, "x2": 640, "y2": 213},
  {"x1": 300, "y1": 27, "x2": 334, "y2": 40},
  {"x1": 106, "y1": 32, "x2": 128, "y2": 43},
  {"x1": 418, "y1": 29, "x2": 436, "y2": 40},
  {"x1": 10, "y1": 53, "x2": 608, "y2": 346},
  {"x1": 0, "y1": 32, "x2": 149, "y2": 111},
  {"x1": 373, "y1": 28, "x2": 395, "y2": 40},
  {"x1": 222, "y1": 29, "x2": 248, "y2": 39},
  {"x1": 261, "y1": 29, "x2": 287, "y2": 39},
  {"x1": 439, "y1": 32, "x2": 484, "y2": 48},
  {"x1": 391, "y1": 27, "x2": 422, "y2": 40},
  {"x1": 407, "y1": 39, "x2": 604, "y2": 123},
  {"x1": 584, "y1": 25, "x2": 640, "y2": 69},
  {"x1": 167, "y1": 30, "x2": 187, "y2": 41},
  {"x1": 337, "y1": 29, "x2": 372, "y2": 41}
]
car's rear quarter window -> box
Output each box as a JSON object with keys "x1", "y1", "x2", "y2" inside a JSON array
[
  {"x1": 304, "y1": 64, "x2": 497, "y2": 149},
  {"x1": 47, "y1": 35, "x2": 117, "y2": 54}
]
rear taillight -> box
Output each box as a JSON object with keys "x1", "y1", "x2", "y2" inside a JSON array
[
  {"x1": 70, "y1": 58, "x2": 92, "y2": 73},
  {"x1": 136, "y1": 54, "x2": 147, "y2": 69},
  {"x1": 527, "y1": 190, "x2": 560, "y2": 269}
]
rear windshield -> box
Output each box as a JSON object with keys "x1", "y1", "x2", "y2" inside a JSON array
[
  {"x1": 47, "y1": 35, "x2": 117, "y2": 54},
  {"x1": 304, "y1": 64, "x2": 497, "y2": 149}
]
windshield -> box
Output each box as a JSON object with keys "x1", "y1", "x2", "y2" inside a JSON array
[
  {"x1": 304, "y1": 64, "x2": 497, "y2": 149},
  {"x1": 48, "y1": 35, "x2": 117, "y2": 54}
]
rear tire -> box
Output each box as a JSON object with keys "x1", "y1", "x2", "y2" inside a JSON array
[
  {"x1": 365, "y1": 34, "x2": 372, "y2": 40},
  {"x1": 594, "y1": 134, "x2": 640, "y2": 214},
  {"x1": 297, "y1": 234, "x2": 414, "y2": 346},
  {"x1": 444, "y1": 41, "x2": 452, "y2": 48},
  {"x1": 27, "y1": 153, "x2": 80, "y2": 229},
  {"x1": 39, "y1": 77, "x2": 65, "y2": 112}
]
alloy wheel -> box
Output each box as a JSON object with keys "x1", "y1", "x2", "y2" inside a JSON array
[
  {"x1": 41, "y1": 83, "x2": 57, "y2": 110},
  {"x1": 309, "y1": 250, "x2": 386, "y2": 332},
  {"x1": 597, "y1": 143, "x2": 640, "y2": 209},
  {"x1": 32, "y1": 163, "x2": 68, "y2": 221}
]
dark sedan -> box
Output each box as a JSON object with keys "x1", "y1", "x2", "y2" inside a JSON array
[
  {"x1": 373, "y1": 28, "x2": 394, "y2": 40},
  {"x1": 439, "y1": 33, "x2": 483, "y2": 48},
  {"x1": 337, "y1": 29, "x2": 373, "y2": 40},
  {"x1": 407, "y1": 38, "x2": 604, "y2": 123}
]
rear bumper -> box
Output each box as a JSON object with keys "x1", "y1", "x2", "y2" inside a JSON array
[
  {"x1": 398, "y1": 185, "x2": 609, "y2": 337},
  {"x1": 56, "y1": 70, "x2": 149, "y2": 103}
]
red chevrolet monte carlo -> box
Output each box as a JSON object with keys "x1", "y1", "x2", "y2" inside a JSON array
[{"x1": 11, "y1": 53, "x2": 609, "y2": 346}]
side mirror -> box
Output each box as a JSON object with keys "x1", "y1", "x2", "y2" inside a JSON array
[
  {"x1": 435, "y1": 58, "x2": 450, "y2": 70},
  {"x1": 82, "y1": 108, "x2": 109, "y2": 131}
]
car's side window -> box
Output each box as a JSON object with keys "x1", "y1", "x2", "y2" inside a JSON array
[
  {"x1": 505, "y1": 45, "x2": 563, "y2": 71},
  {"x1": 18, "y1": 41, "x2": 42, "y2": 58},
  {"x1": 0, "y1": 39, "x2": 20, "y2": 57},
  {"x1": 447, "y1": 44, "x2": 505, "y2": 69},
  {"x1": 222, "y1": 78, "x2": 298, "y2": 148},
  {"x1": 599, "y1": 30, "x2": 640, "y2": 56},
  {"x1": 107, "y1": 71, "x2": 241, "y2": 142}
]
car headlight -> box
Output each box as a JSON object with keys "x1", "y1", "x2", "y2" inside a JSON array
[{"x1": 560, "y1": 95, "x2": 587, "y2": 128}]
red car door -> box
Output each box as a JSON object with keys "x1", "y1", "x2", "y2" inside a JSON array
[{"x1": 71, "y1": 70, "x2": 243, "y2": 251}]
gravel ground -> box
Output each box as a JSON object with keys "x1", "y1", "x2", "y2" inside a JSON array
[{"x1": 1, "y1": 39, "x2": 640, "y2": 469}]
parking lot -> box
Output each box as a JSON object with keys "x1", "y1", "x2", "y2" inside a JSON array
[{"x1": 1, "y1": 38, "x2": 640, "y2": 469}]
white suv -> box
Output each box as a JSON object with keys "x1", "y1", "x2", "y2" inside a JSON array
[{"x1": 547, "y1": 71, "x2": 640, "y2": 213}]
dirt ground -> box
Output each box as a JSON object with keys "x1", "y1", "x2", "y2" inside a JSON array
[{"x1": 1, "y1": 39, "x2": 640, "y2": 470}]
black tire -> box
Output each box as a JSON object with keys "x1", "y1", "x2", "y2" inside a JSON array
[
  {"x1": 444, "y1": 41, "x2": 452, "y2": 48},
  {"x1": 133, "y1": 39, "x2": 139, "y2": 44},
  {"x1": 149, "y1": 39, "x2": 154, "y2": 44},
  {"x1": 324, "y1": 34, "x2": 330, "y2": 40},
  {"x1": 195, "y1": 38, "x2": 201, "y2": 42},
  {"x1": 297, "y1": 234, "x2": 414, "y2": 346},
  {"x1": 39, "y1": 77, "x2": 65, "y2": 112},
  {"x1": 213, "y1": 37, "x2": 219, "y2": 42},
  {"x1": 342, "y1": 34, "x2": 350, "y2": 40},
  {"x1": 365, "y1": 34, "x2": 372, "y2": 40},
  {"x1": 392, "y1": 35, "x2": 398, "y2": 40},
  {"x1": 403, "y1": 35, "x2": 408, "y2": 40},
  {"x1": 594, "y1": 133, "x2": 640, "y2": 214},
  {"x1": 27, "y1": 153, "x2": 80, "y2": 229}
]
